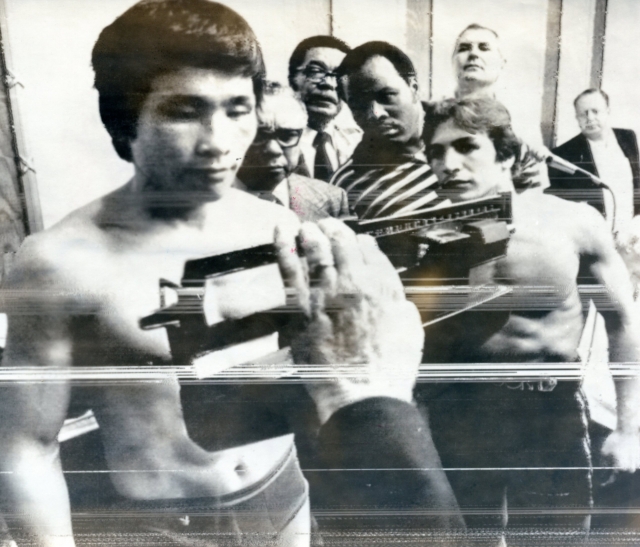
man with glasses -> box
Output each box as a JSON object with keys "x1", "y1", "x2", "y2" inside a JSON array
[
  {"x1": 288, "y1": 36, "x2": 362, "y2": 182},
  {"x1": 236, "y1": 82, "x2": 349, "y2": 222}
]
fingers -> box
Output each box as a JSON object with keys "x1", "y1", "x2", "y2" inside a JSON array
[
  {"x1": 298, "y1": 222, "x2": 338, "y2": 297},
  {"x1": 315, "y1": 218, "x2": 365, "y2": 281},
  {"x1": 274, "y1": 225, "x2": 309, "y2": 315},
  {"x1": 358, "y1": 234, "x2": 404, "y2": 299}
]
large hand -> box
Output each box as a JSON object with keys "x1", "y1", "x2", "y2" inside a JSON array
[
  {"x1": 276, "y1": 218, "x2": 424, "y2": 424},
  {"x1": 601, "y1": 429, "x2": 640, "y2": 473}
]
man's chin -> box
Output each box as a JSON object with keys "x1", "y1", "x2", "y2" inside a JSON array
[{"x1": 307, "y1": 103, "x2": 340, "y2": 121}]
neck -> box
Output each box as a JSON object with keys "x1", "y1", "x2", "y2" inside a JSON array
[
  {"x1": 587, "y1": 129, "x2": 609, "y2": 143},
  {"x1": 238, "y1": 172, "x2": 282, "y2": 193},
  {"x1": 308, "y1": 115, "x2": 332, "y2": 132},
  {"x1": 128, "y1": 176, "x2": 217, "y2": 226},
  {"x1": 455, "y1": 81, "x2": 496, "y2": 100}
]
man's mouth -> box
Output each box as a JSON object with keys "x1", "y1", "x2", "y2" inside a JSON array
[
  {"x1": 308, "y1": 94, "x2": 338, "y2": 106},
  {"x1": 376, "y1": 124, "x2": 401, "y2": 137},
  {"x1": 442, "y1": 178, "x2": 473, "y2": 190},
  {"x1": 188, "y1": 166, "x2": 231, "y2": 182},
  {"x1": 464, "y1": 63, "x2": 483, "y2": 70}
]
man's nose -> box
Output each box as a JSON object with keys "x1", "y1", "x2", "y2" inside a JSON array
[
  {"x1": 317, "y1": 74, "x2": 338, "y2": 90},
  {"x1": 263, "y1": 138, "x2": 284, "y2": 157},
  {"x1": 368, "y1": 101, "x2": 388, "y2": 121},
  {"x1": 195, "y1": 112, "x2": 232, "y2": 156},
  {"x1": 442, "y1": 148, "x2": 462, "y2": 173}
]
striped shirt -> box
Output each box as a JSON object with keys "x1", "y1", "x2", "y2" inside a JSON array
[{"x1": 331, "y1": 148, "x2": 441, "y2": 220}]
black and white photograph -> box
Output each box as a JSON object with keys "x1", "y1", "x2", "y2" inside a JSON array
[{"x1": 0, "y1": 0, "x2": 639, "y2": 545}]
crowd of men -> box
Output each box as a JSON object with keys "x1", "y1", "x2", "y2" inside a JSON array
[{"x1": 0, "y1": 1, "x2": 639, "y2": 546}]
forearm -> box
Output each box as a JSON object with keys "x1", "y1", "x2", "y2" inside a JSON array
[
  {"x1": 312, "y1": 398, "x2": 464, "y2": 528},
  {"x1": 608, "y1": 330, "x2": 640, "y2": 432},
  {"x1": 1, "y1": 443, "x2": 75, "y2": 547}
]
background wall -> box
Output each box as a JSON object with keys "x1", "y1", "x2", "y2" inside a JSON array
[{"x1": 2, "y1": 0, "x2": 640, "y2": 228}]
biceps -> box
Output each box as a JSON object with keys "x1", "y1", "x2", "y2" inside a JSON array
[{"x1": 0, "y1": 315, "x2": 73, "y2": 445}]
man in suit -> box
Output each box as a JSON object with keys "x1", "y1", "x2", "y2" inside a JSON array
[
  {"x1": 236, "y1": 82, "x2": 350, "y2": 222},
  {"x1": 288, "y1": 36, "x2": 362, "y2": 182},
  {"x1": 547, "y1": 88, "x2": 640, "y2": 236}
]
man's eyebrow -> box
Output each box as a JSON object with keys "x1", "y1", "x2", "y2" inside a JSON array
[
  {"x1": 228, "y1": 96, "x2": 254, "y2": 106},
  {"x1": 305, "y1": 60, "x2": 329, "y2": 69}
]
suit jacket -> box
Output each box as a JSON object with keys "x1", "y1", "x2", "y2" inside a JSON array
[
  {"x1": 287, "y1": 172, "x2": 350, "y2": 222},
  {"x1": 546, "y1": 128, "x2": 640, "y2": 216}
]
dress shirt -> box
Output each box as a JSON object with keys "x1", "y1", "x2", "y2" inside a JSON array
[{"x1": 589, "y1": 129, "x2": 634, "y2": 234}]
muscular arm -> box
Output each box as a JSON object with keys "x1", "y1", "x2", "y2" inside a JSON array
[
  {"x1": 0, "y1": 241, "x2": 76, "y2": 547},
  {"x1": 581, "y1": 206, "x2": 640, "y2": 469}
]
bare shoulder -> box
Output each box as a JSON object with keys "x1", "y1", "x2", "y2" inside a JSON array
[
  {"x1": 6, "y1": 197, "x2": 109, "y2": 292},
  {"x1": 519, "y1": 191, "x2": 613, "y2": 254}
]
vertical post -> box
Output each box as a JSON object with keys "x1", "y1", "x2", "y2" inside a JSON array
[
  {"x1": 541, "y1": 0, "x2": 564, "y2": 149},
  {"x1": 0, "y1": 0, "x2": 42, "y2": 238},
  {"x1": 406, "y1": 0, "x2": 433, "y2": 100},
  {"x1": 590, "y1": 0, "x2": 608, "y2": 89}
]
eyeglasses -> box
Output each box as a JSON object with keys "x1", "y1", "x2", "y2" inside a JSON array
[
  {"x1": 252, "y1": 128, "x2": 303, "y2": 149},
  {"x1": 299, "y1": 65, "x2": 340, "y2": 83}
]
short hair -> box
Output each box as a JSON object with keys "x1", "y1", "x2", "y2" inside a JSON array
[
  {"x1": 288, "y1": 35, "x2": 350, "y2": 87},
  {"x1": 92, "y1": 0, "x2": 265, "y2": 162},
  {"x1": 574, "y1": 88, "x2": 610, "y2": 109},
  {"x1": 336, "y1": 41, "x2": 417, "y2": 101},
  {"x1": 424, "y1": 97, "x2": 521, "y2": 172},
  {"x1": 259, "y1": 81, "x2": 307, "y2": 123},
  {"x1": 456, "y1": 23, "x2": 499, "y2": 42}
]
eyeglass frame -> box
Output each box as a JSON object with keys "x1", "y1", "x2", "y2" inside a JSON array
[
  {"x1": 297, "y1": 64, "x2": 341, "y2": 84},
  {"x1": 251, "y1": 127, "x2": 304, "y2": 149}
]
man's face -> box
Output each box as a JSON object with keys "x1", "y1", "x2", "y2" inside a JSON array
[
  {"x1": 292, "y1": 47, "x2": 346, "y2": 124},
  {"x1": 453, "y1": 28, "x2": 504, "y2": 89},
  {"x1": 239, "y1": 95, "x2": 306, "y2": 191},
  {"x1": 130, "y1": 67, "x2": 257, "y2": 200},
  {"x1": 344, "y1": 55, "x2": 422, "y2": 145},
  {"x1": 575, "y1": 92, "x2": 611, "y2": 141},
  {"x1": 428, "y1": 119, "x2": 513, "y2": 203}
]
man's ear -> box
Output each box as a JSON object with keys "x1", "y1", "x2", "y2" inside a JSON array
[
  {"x1": 409, "y1": 76, "x2": 419, "y2": 100},
  {"x1": 500, "y1": 154, "x2": 516, "y2": 173}
]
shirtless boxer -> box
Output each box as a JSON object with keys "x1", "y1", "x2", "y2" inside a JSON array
[
  {"x1": 0, "y1": 2, "x2": 460, "y2": 546},
  {"x1": 418, "y1": 97, "x2": 640, "y2": 536}
]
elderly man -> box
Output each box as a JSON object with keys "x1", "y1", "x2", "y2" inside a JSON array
[
  {"x1": 288, "y1": 36, "x2": 362, "y2": 181},
  {"x1": 417, "y1": 96, "x2": 640, "y2": 539},
  {"x1": 0, "y1": 2, "x2": 462, "y2": 546},
  {"x1": 331, "y1": 41, "x2": 441, "y2": 219},
  {"x1": 236, "y1": 82, "x2": 349, "y2": 222},
  {"x1": 452, "y1": 24, "x2": 549, "y2": 190},
  {"x1": 547, "y1": 88, "x2": 640, "y2": 236}
]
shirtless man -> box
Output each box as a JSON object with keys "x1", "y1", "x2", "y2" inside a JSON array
[
  {"x1": 418, "y1": 97, "x2": 640, "y2": 537},
  {"x1": 0, "y1": 2, "x2": 460, "y2": 546}
]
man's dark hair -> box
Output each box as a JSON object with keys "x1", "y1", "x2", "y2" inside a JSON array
[
  {"x1": 288, "y1": 35, "x2": 350, "y2": 88},
  {"x1": 92, "y1": 0, "x2": 265, "y2": 162},
  {"x1": 574, "y1": 88, "x2": 610, "y2": 109},
  {"x1": 336, "y1": 41, "x2": 417, "y2": 101},
  {"x1": 424, "y1": 97, "x2": 522, "y2": 177}
]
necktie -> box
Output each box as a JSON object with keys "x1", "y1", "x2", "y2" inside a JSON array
[{"x1": 313, "y1": 131, "x2": 334, "y2": 182}]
